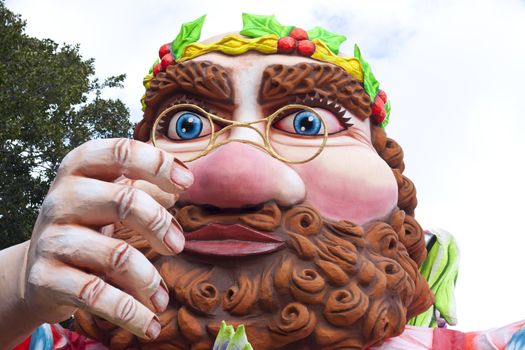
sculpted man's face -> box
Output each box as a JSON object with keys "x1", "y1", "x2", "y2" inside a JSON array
[
  {"x1": 154, "y1": 52, "x2": 398, "y2": 225},
  {"x1": 75, "y1": 50, "x2": 432, "y2": 350}
]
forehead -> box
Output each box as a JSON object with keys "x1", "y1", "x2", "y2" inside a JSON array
[{"x1": 190, "y1": 51, "x2": 323, "y2": 85}]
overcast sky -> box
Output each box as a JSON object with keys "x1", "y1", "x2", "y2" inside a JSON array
[{"x1": 6, "y1": 0, "x2": 525, "y2": 332}]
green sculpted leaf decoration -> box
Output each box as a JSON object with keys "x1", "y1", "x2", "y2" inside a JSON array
[
  {"x1": 213, "y1": 321, "x2": 254, "y2": 350},
  {"x1": 213, "y1": 321, "x2": 234, "y2": 349},
  {"x1": 171, "y1": 15, "x2": 206, "y2": 59},
  {"x1": 307, "y1": 26, "x2": 347, "y2": 54},
  {"x1": 240, "y1": 13, "x2": 293, "y2": 38},
  {"x1": 408, "y1": 229, "x2": 459, "y2": 327},
  {"x1": 382, "y1": 100, "x2": 391, "y2": 128},
  {"x1": 228, "y1": 325, "x2": 252, "y2": 350},
  {"x1": 354, "y1": 44, "x2": 380, "y2": 103}
]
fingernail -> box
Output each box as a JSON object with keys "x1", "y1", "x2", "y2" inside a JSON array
[
  {"x1": 146, "y1": 317, "x2": 161, "y2": 339},
  {"x1": 163, "y1": 221, "x2": 185, "y2": 254},
  {"x1": 99, "y1": 224, "x2": 114, "y2": 237},
  {"x1": 150, "y1": 283, "x2": 169, "y2": 313},
  {"x1": 160, "y1": 279, "x2": 169, "y2": 294},
  {"x1": 171, "y1": 161, "x2": 194, "y2": 188},
  {"x1": 173, "y1": 157, "x2": 189, "y2": 169}
]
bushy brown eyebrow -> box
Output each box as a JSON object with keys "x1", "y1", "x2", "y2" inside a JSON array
[
  {"x1": 144, "y1": 60, "x2": 235, "y2": 109},
  {"x1": 139, "y1": 61, "x2": 236, "y2": 136},
  {"x1": 258, "y1": 63, "x2": 372, "y2": 120}
]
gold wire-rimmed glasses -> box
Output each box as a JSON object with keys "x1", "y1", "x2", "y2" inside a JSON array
[{"x1": 150, "y1": 103, "x2": 328, "y2": 164}]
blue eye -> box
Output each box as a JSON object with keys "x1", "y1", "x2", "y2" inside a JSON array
[
  {"x1": 173, "y1": 112, "x2": 204, "y2": 140},
  {"x1": 293, "y1": 111, "x2": 322, "y2": 135}
]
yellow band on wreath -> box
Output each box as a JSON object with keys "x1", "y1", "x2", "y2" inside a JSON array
[{"x1": 179, "y1": 34, "x2": 279, "y2": 61}]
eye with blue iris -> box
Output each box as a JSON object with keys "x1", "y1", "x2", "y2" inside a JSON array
[
  {"x1": 272, "y1": 107, "x2": 346, "y2": 136},
  {"x1": 293, "y1": 110, "x2": 322, "y2": 135},
  {"x1": 167, "y1": 110, "x2": 213, "y2": 140}
]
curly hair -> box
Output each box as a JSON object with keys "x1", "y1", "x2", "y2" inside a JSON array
[{"x1": 74, "y1": 201, "x2": 432, "y2": 350}]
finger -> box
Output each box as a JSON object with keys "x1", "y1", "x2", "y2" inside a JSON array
[
  {"x1": 39, "y1": 224, "x2": 169, "y2": 314},
  {"x1": 43, "y1": 177, "x2": 184, "y2": 255},
  {"x1": 30, "y1": 260, "x2": 161, "y2": 340},
  {"x1": 57, "y1": 138, "x2": 193, "y2": 194},
  {"x1": 132, "y1": 179, "x2": 178, "y2": 209},
  {"x1": 116, "y1": 176, "x2": 178, "y2": 209}
]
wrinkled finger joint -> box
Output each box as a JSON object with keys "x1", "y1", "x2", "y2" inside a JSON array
[
  {"x1": 79, "y1": 276, "x2": 107, "y2": 308},
  {"x1": 109, "y1": 241, "x2": 131, "y2": 273},
  {"x1": 115, "y1": 186, "x2": 137, "y2": 220},
  {"x1": 115, "y1": 295, "x2": 138, "y2": 323},
  {"x1": 146, "y1": 206, "x2": 170, "y2": 238},
  {"x1": 114, "y1": 139, "x2": 133, "y2": 168}
]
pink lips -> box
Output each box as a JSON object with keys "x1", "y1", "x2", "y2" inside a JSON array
[{"x1": 183, "y1": 223, "x2": 285, "y2": 257}]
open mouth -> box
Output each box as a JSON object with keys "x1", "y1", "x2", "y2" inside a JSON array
[{"x1": 183, "y1": 223, "x2": 285, "y2": 257}]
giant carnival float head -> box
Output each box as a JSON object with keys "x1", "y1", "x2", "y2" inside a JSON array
[{"x1": 74, "y1": 14, "x2": 436, "y2": 350}]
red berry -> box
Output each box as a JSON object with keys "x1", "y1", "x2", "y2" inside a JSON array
[
  {"x1": 297, "y1": 40, "x2": 315, "y2": 56},
  {"x1": 278, "y1": 36, "x2": 296, "y2": 54},
  {"x1": 161, "y1": 54, "x2": 175, "y2": 68},
  {"x1": 377, "y1": 89, "x2": 387, "y2": 103},
  {"x1": 372, "y1": 97, "x2": 385, "y2": 115},
  {"x1": 371, "y1": 114, "x2": 385, "y2": 125},
  {"x1": 289, "y1": 28, "x2": 308, "y2": 41},
  {"x1": 159, "y1": 43, "x2": 171, "y2": 59},
  {"x1": 153, "y1": 63, "x2": 162, "y2": 75},
  {"x1": 371, "y1": 97, "x2": 386, "y2": 124}
]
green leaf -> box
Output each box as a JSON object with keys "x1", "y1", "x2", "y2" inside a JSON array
[
  {"x1": 213, "y1": 321, "x2": 235, "y2": 349},
  {"x1": 240, "y1": 13, "x2": 293, "y2": 38},
  {"x1": 171, "y1": 15, "x2": 206, "y2": 59},
  {"x1": 307, "y1": 26, "x2": 346, "y2": 54},
  {"x1": 408, "y1": 229, "x2": 460, "y2": 327},
  {"x1": 212, "y1": 321, "x2": 253, "y2": 350},
  {"x1": 226, "y1": 325, "x2": 252, "y2": 350},
  {"x1": 381, "y1": 100, "x2": 391, "y2": 128},
  {"x1": 354, "y1": 44, "x2": 380, "y2": 103}
]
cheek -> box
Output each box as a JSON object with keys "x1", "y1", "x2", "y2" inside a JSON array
[{"x1": 293, "y1": 146, "x2": 398, "y2": 224}]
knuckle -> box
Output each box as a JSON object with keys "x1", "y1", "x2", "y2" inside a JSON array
[
  {"x1": 108, "y1": 241, "x2": 132, "y2": 274},
  {"x1": 40, "y1": 180, "x2": 81, "y2": 223},
  {"x1": 78, "y1": 275, "x2": 107, "y2": 308},
  {"x1": 57, "y1": 152, "x2": 73, "y2": 173},
  {"x1": 153, "y1": 148, "x2": 167, "y2": 177},
  {"x1": 113, "y1": 138, "x2": 135, "y2": 168},
  {"x1": 40, "y1": 192, "x2": 62, "y2": 223},
  {"x1": 145, "y1": 205, "x2": 170, "y2": 237},
  {"x1": 27, "y1": 261, "x2": 49, "y2": 291},
  {"x1": 114, "y1": 186, "x2": 139, "y2": 221},
  {"x1": 35, "y1": 229, "x2": 61, "y2": 258},
  {"x1": 115, "y1": 295, "x2": 139, "y2": 324},
  {"x1": 58, "y1": 139, "x2": 94, "y2": 173}
]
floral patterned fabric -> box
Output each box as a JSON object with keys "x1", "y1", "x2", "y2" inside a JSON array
[
  {"x1": 15, "y1": 320, "x2": 525, "y2": 350},
  {"x1": 14, "y1": 324, "x2": 107, "y2": 350}
]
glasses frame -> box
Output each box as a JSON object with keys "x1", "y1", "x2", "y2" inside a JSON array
[{"x1": 150, "y1": 103, "x2": 328, "y2": 164}]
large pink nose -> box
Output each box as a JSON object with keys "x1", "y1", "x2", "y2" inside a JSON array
[{"x1": 179, "y1": 143, "x2": 306, "y2": 208}]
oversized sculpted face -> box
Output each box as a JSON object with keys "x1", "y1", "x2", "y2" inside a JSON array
[
  {"x1": 153, "y1": 52, "x2": 397, "y2": 224},
  {"x1": 75, "y1": 41, "x2": 434, "y2": 349}
]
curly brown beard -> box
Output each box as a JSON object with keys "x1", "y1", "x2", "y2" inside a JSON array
[{"x1": 74, "y1": 199, "x2": 433, "y2": 350}]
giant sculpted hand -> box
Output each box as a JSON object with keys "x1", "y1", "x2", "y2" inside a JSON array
[{"x1": 0, "y1": 138, "x2": 193, "y2": 347}]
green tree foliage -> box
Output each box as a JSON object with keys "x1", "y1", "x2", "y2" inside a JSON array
[{"x1": 0, "y1": 1, "x2": 132, "y2": 249}]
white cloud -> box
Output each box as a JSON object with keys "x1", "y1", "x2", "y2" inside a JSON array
[{"x1": 5, "y1": 0, "x2": 525, "y2": 332}]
